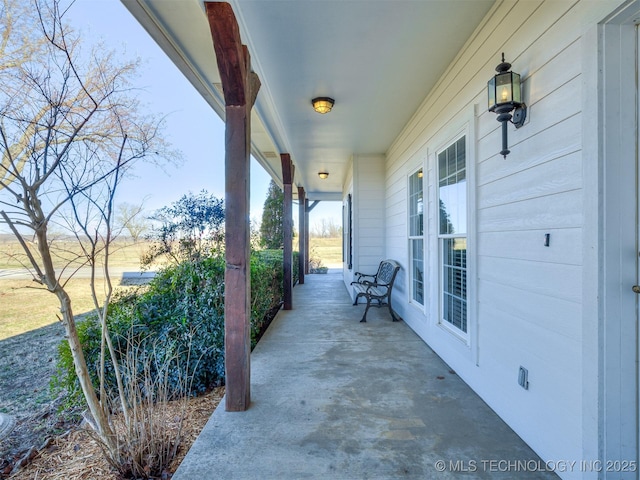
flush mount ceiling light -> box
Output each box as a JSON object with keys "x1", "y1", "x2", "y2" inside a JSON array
[
  {"x1": 318, "y1": 171, "x2": 329, "y2": 179},
  {"x1": 312, "y1": 97, "x2": 334, "y2": 114},
  {"x1": 487, "y1": 53, "x2": 527, "y2": 159}
]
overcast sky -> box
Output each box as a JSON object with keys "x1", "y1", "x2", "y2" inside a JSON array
[{"x1": 65, "y1": 0, "x2": 341, "y2": 228}]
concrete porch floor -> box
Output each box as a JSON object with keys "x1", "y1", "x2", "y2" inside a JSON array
[{"x1": 174, "y1": 270, "x2": 557, "y2": 479}]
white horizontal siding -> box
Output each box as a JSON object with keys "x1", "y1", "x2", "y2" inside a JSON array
[
  {"x1": 355, "y1": 245, "x2": 382, "y2": 257},
  {"x1": 477, "y1": 114, "x2": 582, "y2": 187},
  {"x1": 478, "y1": 255, "x2": 582, "y2": 304},
  {"x1": 352, "y1": 155, "x2": 385, "y2": 280},
  {"x1": 478, "y1": 151, "x2": 582, "y2": 209},
  {"x1": 380, "y1": 0, "x2": 627, "y2": 475},
  {"x1": 477, "y1": 307, "x2": 583, "y2": 464},
  {"x1": 479, "y1": 278, "x2": 582, "y2": 340},
  {"x1": 478, "y1": 189, "x2": 583, "y2": 232},
  {"x1": 478, "y1": 228, "x2": 582, "y2": 266}
]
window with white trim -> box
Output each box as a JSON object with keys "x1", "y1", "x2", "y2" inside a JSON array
[
  {"x1": 438, "y1": 137, "x2": 467, "y2": 333},
  {"x1": 408, "y1": 168, "x2": 424, "y2": 305}
]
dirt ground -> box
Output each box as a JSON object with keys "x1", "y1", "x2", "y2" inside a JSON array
[
  {"x1": 0, "y1": 321, "x2": 66, "y2": 417},
  {"x1": 7, "y1": 388, "x2": 223, "y2": 480},
  {"x1": 0, "y1": 260, "x2": 279, "y2": 477},
  {"x1": 0, "y1": 319, "x2": 223, "y2": 478},
  {"x1": 0, "y1": 320, "x2": 80, "y2": 476}
]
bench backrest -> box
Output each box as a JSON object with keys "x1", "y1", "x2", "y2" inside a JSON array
[{"x1": 377, "y1": 260, "x2": 400, "y2": 287}]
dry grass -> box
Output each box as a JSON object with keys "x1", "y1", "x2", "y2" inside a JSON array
[
  {"x1": 307, "y1": 236, "x2": 342, "y2": 267},
  {"x1": 0, "y1": 278, "x2": 103, "y2": 341},
  {"x1": 0, "y1": 239, "x2": 150, "y2": 341},
  {"x1": 0, "y1": 237, "x2": 343, "y2": 342},
  {"x1": 0, "y1": 238, "x2": 148, "y2": 270}
]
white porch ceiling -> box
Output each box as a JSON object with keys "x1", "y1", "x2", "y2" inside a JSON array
[{"x1": 121, "y1": 0, "x2": 495, "y2": 200}]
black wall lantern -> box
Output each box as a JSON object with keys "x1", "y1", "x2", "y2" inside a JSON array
[{"x1": 487, "y1": 53, "x2": 526, "y2": 158}]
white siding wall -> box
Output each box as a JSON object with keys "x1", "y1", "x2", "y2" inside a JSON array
[
  {"x1": 383, "y1": 0, "x2": 625, "y2": 476},
  {"x1": 343, "y1": 155, "x2": 386, "y2": 296},
  {"x1": 342, "y1": 161, "x2": 354, "y2": 287}
]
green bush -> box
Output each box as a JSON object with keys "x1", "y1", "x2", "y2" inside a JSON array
[
  {"x1": 52, "y1": 251, "x2": 293, "y2": 406},
  {"x1": 255, "y1": 249, "x2": 300, "y2": 285},
  {"x1": 250, "y1": 250, "x2": 299, "y2": 344}
]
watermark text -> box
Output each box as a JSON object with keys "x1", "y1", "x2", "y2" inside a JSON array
[{"x1": 433, "y1": 459, "x2": 637, "y2": 474}]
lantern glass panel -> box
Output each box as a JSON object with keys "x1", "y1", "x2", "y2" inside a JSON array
[
  {"x1": 487, "y1": 77, "x2": 496, "y2": 110},
  {"x1": 511, "y1": 72, "x2": 521, "y2": 104},
  {"x1": 496, "y1": 72, "x2": 512, "y2": 104}
]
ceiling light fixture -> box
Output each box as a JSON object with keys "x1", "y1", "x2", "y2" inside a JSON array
[
  {"x1": 312, "y1": 97, "x2": 334, "y2": 114},
  {"x1": 318, "y1": 171, "x2": 329, "y2": 179}
]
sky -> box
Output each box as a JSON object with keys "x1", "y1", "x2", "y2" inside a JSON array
[{"x1": 63, "y1": 0, "x2": 342, "y2": 229}]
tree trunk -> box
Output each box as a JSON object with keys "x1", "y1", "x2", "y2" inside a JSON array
[
  {"x1": 33, "y1": 222, "x2": 118, "y2": 455},
  {"x1": 55, "y1": 287, "x2": 118, "y2": 454}
]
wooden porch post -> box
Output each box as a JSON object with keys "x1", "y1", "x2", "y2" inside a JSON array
[
  {"x1": 206, "y1": 2, "x2": 260, "y2": 412},
  {"x1": 281, "y1": 154, "x2": 294, "y2": 310},
  {"x1": 297, "y1": 187, "x2": 306, "y2": 285}
]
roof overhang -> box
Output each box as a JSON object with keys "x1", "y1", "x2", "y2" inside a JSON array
[{"x1": 121, "y1": 0, "x2": 496, "y2": 201}]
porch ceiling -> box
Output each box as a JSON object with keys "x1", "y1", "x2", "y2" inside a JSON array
[{"x1": 121, "y1": 0, "x2": 495, "y2": 200}]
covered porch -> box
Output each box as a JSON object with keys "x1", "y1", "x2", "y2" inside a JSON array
[{"x1": 173, "y1": 270, "x2": 557, "y2": 479}]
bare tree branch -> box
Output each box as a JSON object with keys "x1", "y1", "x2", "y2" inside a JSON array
[
  {"x1": 0, "y1": 0, "x2": 181, "y2": 458},
  {"x1": 0, "y1": 209, "x2": 44, "y2": 282}
]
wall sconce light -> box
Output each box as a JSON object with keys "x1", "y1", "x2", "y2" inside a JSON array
[
  {"x1": 318, "y1": 171, "x2": 329, "y2": 179},
  {"x1": 487, "y1": 53, "x2": 526, "y2": 158},
  {"x1": 312, "y1": 97, "x2": 334, "y2": 114}
]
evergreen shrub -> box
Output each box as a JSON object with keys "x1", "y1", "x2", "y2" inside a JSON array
[{"x1": 52, "y1": 251, "x2": 295, "y2": 406}]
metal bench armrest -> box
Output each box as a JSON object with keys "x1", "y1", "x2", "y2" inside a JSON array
[
  {"x1": 365, "y1": 282, "x2": 388, "y2": 293},
  {"x1": 353, "y1": 272, "x2": 376, "y2": 283}
]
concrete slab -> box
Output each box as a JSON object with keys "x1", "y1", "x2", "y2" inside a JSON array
[{"x1": 174, "y1": 271, "x2": 557, "y2": 479}]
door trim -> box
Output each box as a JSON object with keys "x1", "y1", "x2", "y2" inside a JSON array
[{"x1": 594, "y1": 1, "x2": 640, "y2": 473}]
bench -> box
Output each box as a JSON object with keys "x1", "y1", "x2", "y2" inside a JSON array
[{"x1": 350, "y1": 259, "x2": 401, "y2": 323}]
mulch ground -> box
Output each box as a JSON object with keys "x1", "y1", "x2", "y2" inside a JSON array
[
  {"x1": 0, "y1": 296, "x2": 280, "y2": 478},
  {"x1": 0, "y1": 318, "x2": 226, "y2": 479},
  {"x1": 5, "y1": 387, "x2": 224, "y2": 479}
]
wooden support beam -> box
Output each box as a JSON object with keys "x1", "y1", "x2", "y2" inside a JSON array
[
  {"x1": 206, "y1": 3, "x2": 247, "y2": 106},
  {"x1": 281, "y1": 154, "x2": 294, "y2": 310},
  {"x1": 206, "y1": 1, "x2": 260, "y2": 412},
  {"x1": 281, "y1": 153, "x2": 294, "y2": 185},
  {"x1": 297, "y1": 187, "x2": 306, "y2": 285}
]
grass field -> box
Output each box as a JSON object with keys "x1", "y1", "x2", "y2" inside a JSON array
[
  {"x1": 0, "y1": 278, "x2": 108, "y2": 340},
  {"x1": 0, "y1": 238, "x2": 148, "y2": 270},
  {"x1": 0, "y1": 239, "x2": 148, "y2": 340},
  {"x1": 308, "y1": 236, "x2": 342, "y2": 267},
  {"x1": 0, "y1": 236, "x2": 342, "y2": 340}
]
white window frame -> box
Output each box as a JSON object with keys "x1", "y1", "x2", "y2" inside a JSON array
[
  {"x1": 423, "y1": 109, "x2": 476, "y2": 361},
  {"x1": 435, "y1": 132, "x2": 471, "y2": 344},
  {"x1": 408, "y1": 167, "x2": 425, "y2": 307}
]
